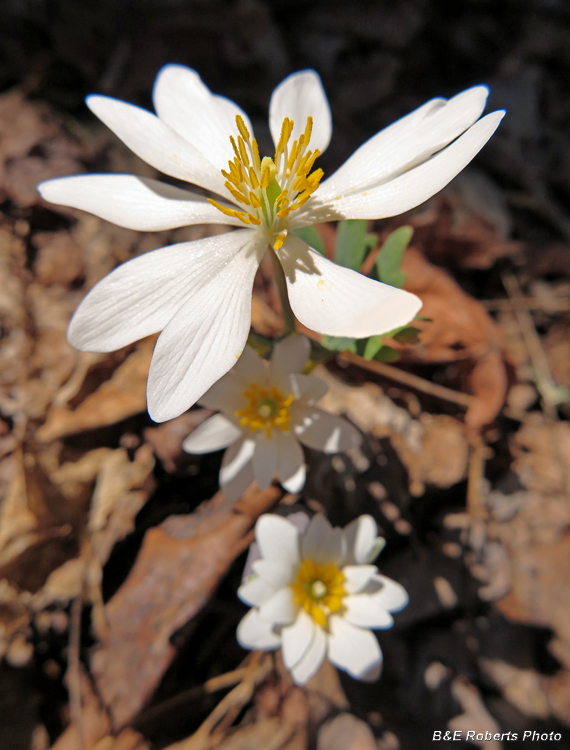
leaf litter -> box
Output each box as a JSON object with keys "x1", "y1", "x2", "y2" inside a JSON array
[{"x1": 0, "y1": 80, "x2": 569, "y2": 750}]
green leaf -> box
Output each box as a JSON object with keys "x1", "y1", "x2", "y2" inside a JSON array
[
  {"x1": 362, "y1": 335, "x2": 384, "y2": 360},
  {"x1": 375, "y1": 226, "x2": 413, "y2": 287},
  {"x1": 335, "y1": 220, "x2": 377, "y2": 271},
  {"x1": 392, "y1": 326, "x2": 421, "y2": 344},
  {"x1": 321, "y1": 335, "x2": 357, "y2": 353},
  {"x1": 292, "y1": 226, "x2": 325, "y2": 255},
  {"x1": 375, "y1": 346, "x2": 400, "y2": 362}
]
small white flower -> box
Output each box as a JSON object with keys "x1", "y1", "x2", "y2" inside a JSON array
[
  {"x1": 236, "y1": 512, "x2": 407, "y2": 685},
  {"x1": 183, "y1": 335, "x2": 360, "y2": 499},
  {"x1": 38, "y1": 65, "x2": 504, "y2": 421}
]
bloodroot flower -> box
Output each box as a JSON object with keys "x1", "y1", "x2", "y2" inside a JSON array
[
  {"x1": 183, "y1": 335, "x2": 361, "y2": 499},
  {"x1": 237, "y1": 512, "x2": 408, "y2": 685},
  {"x1": 38, "y1": 64, "x2": 504, "y2": 421}
]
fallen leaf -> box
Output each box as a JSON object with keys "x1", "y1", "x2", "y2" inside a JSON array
[
  {"x1": 398, "y1": 248, "x2": 508, "y2": 429},
  {"x1": 448, "y1": 677, "x2": 501, "y2": 749},
  {"x1": 480, "y1": 658, "x2": 550, "y2": 719},
  {"x1": 91, "y1": 484, "x2": 281, "y2": 727},
  {"x1": 38, "y1": 337, "x2": 156, "y2": 441},
  {"x1": 317, "y1": 713, "x2": 377, "y2": 750}
]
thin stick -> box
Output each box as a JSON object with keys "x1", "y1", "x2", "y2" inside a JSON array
[
  {"x1": 482, "y1": 297, "x2": 570, "y2": 312},
  {"x1": 68, "y1": 593, "x2": 85, "y2": 750},
  {"x1": 466, "y1": 433, "x2": 486, "y2": 519},
  {"x1": 268, "y1": 247, "x2": 296, "y2": 335},
  {"x1": 502, "y1": 273, "x2": 561, "y2": 419},
  {"x1": 338, "y1": 351, "x2": 474, "y2": 408}
]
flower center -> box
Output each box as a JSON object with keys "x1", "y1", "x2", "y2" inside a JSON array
[
  {"x1": 291, "y1": 559, "x2": 346, "y2": 628},
  {"x1": 234, "y1": 383, "x2": 294, "y2": 437},
  {"x1": 209, "y1": 115, "x2": 324, "y2": 250}
]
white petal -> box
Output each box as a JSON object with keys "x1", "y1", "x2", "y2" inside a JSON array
[
  {"x1": 327, "y1": 616, "x2": 382, "y2": 681},
  {"x1": 37, "y1": 174, "x2": 241, "y2": 231},
  {"x1": 269, "y1": 334, "x2": 310, "y2": 392},
  {"x1": 322, "y1": 111, "x2": 505, "y2": 220},
  {"x1": 230, "y1": 345, "x2": 268, "y2": 388},
  {"x1": 237, "y1": 608, "x2": 281, "y2": 650},
  {"x1": 219, "y1": 438, "x2": 256, "y2": 501},
  {"x1": 152, "y1": 64, "x2": 253, "y2": 170},
  {"x1": 275, "y1": 432, "x2": 306, "y2": 493},
  {"x1": 319, "y1": 86, "x2": 491, "y2": 198},
  {"x1": 146, "y1": 235, "x2": 265, "y2": 421},
  {"x1": 342, "y1": 565, "x2": 378, "y2": 595},
  {"x1": 343, "y1": 594, "x2": 394, "y2": 629},
  {"x1": 269, "y1": 71, "x2": 332, "y2": 155},
  {"x1": 198, "y1": 346, "x2": 267, "y2": 411},
  {"x1": 237, "y1": 576, "x2": 277, "y2": 607},
  {"x1": 68, "y1": 230, "x2": 251, "y2": 353},
  {"x1": 86, "y1": 95, "x2": 227, "y2": 196},
  {"x1": 258, "y1": 586, "x2": 297, "y2": 625},
  {"x1": 252, "y1": 559, "x2": 295, "y2": 590},
  {"x1": 343, "y1": 515, "x2": 379, "y2": 565},
  {"x1": 290, "y1": 624, "x2": 327, "y2": 686},
  {"x1": 256, "y1": 514, "x2": 301, "y2": 567},
  {"x1": 281, "y1": 609, "x2": 315, "y2": 669},
  {"x1": 289, "y1": 374, "x2": 328, "y2": 406},
  {"x1": 279, "y1": 234, "x2": 422, "y2": 338},
  {"x1": 197, "y1": 372, "x2": 246, "y2": 412},
  {"x1": 252, "y1": 433, "x2": 279, "y2": 490},
  {"x1": 293, "y1": 406, "x2": 361, "y2": 453},
  {"x1": 371, "y1": 575, "x2": 409, "y2": 613},
  {"x1": 182, "y1": 413, "x2": 242, "y2": 454},
  {"x1": 214, "y1": 94, "x2": 255, "y2": 139},
  {"x1": 301, "y1": 514, "x2": 345, "y2": 566}
]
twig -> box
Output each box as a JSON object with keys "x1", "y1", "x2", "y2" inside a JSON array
[
  {"x1": 134, "y1": 664, "x2": 253, "y2": 732},
  {"x1": 466, "y1": 433, "x2": 486, "y2": 520},
  {"x1": 482, "y1": 297, "x2": 570, "y2": 312},
  {"x1": 338, "y1": 351, "x2": 475, "y2": 408},
  {"x1": 502, "y1": 273, "x2": 566, "y2": 419},
  {"x1": 165, "y1": 653, "x2": 274, "y2": 750},
  {"x1": 68, "y1": 593, "x2": 85, "y2": 750}
]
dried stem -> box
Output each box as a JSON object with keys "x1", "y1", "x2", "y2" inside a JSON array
[
  {"x1": 466, "y1": 432, "x2": 486, "y2": 519},
  {"x1": 68, "y1": 592, "x2": 85, "y2": 750},
  {"x1": 502, "y1": 273, "x2": 563, "y2": 419},
  {"x1": 338, "y1": 351, "x2": 474, "y2": 408}
]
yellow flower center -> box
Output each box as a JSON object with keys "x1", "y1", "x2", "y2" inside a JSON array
[
  {"x1": 234, "y1": 383, "x2": 294, "y2": 437},
  {"x1": 291, "y1": 559, "x2": 346, "y2": 628},
  {"x1": 209, "y1": 115, "x2": 324, "y2": 250}
]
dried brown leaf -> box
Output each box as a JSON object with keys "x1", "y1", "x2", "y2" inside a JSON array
[
  {"x1": 398, "y1": 248, "x2": 508, "y2": 428},
  {"x1": 480, "y1": 658, "x2": 550, "y2": 719},
  {"x1": 91, "y1": 484, "x2": 280, "y2": 727},
  {"x1": 317, "y1": 713, "x2": 377, "y2": 750},
  {"x1": 38, "y1": 337, "x2": 155, "y2": 441},
  {"x1": 448, "y1": 677, "x2": 501, "y2": 749}
]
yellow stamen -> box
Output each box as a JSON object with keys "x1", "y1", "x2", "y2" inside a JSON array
[
  {"x1": 207, "y1": 199, "x2": 260, "y2": 226},
  {"x1": 251, "y1": 139, "x2": 261, "y2": 172},
  {"x1": 249, "y1": 190, "x2": 262, "y2": 208},
  {"x1": 273, "y1": 231, "x2": 287, "y2": 250},
  {"x1": 238, "y1": 137, "x2": 249, "y2": 168},
  {"x1": 236, "y1": 114, "x2": 250, "y2": 142},
  {"x1": 248, "y1": 166, "x2": 259, "y2": 189},
  {"x1": 229, "y1": 135, "x2": 240, "y2": 161},
  {"x1": 291, "y1": 558, "x2": 346, "y2": 627},
  {"x1": 209, "y1": 115, "x2": 324, "y2": 242},
  {"x1": 235, "y1": 383, "x2": 294, "y2": 437},
  {"x1": 225, "y1": 182, "x2": 250, "y2": 205}
]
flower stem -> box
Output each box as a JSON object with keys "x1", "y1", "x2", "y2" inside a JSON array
[{"x1": 268, "y1": 247, "x2": 296, "y2": 336}]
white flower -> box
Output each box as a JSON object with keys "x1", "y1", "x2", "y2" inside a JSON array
[
  {"x1": 38, "y1": 65, "x2": 504, "y2": 422},
  {"x1": 236, "y1": 512, "x2": 408, "y2": 685},
  {"x1": 183, "y1": 335, "x2": 360, "y2": 499}
]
